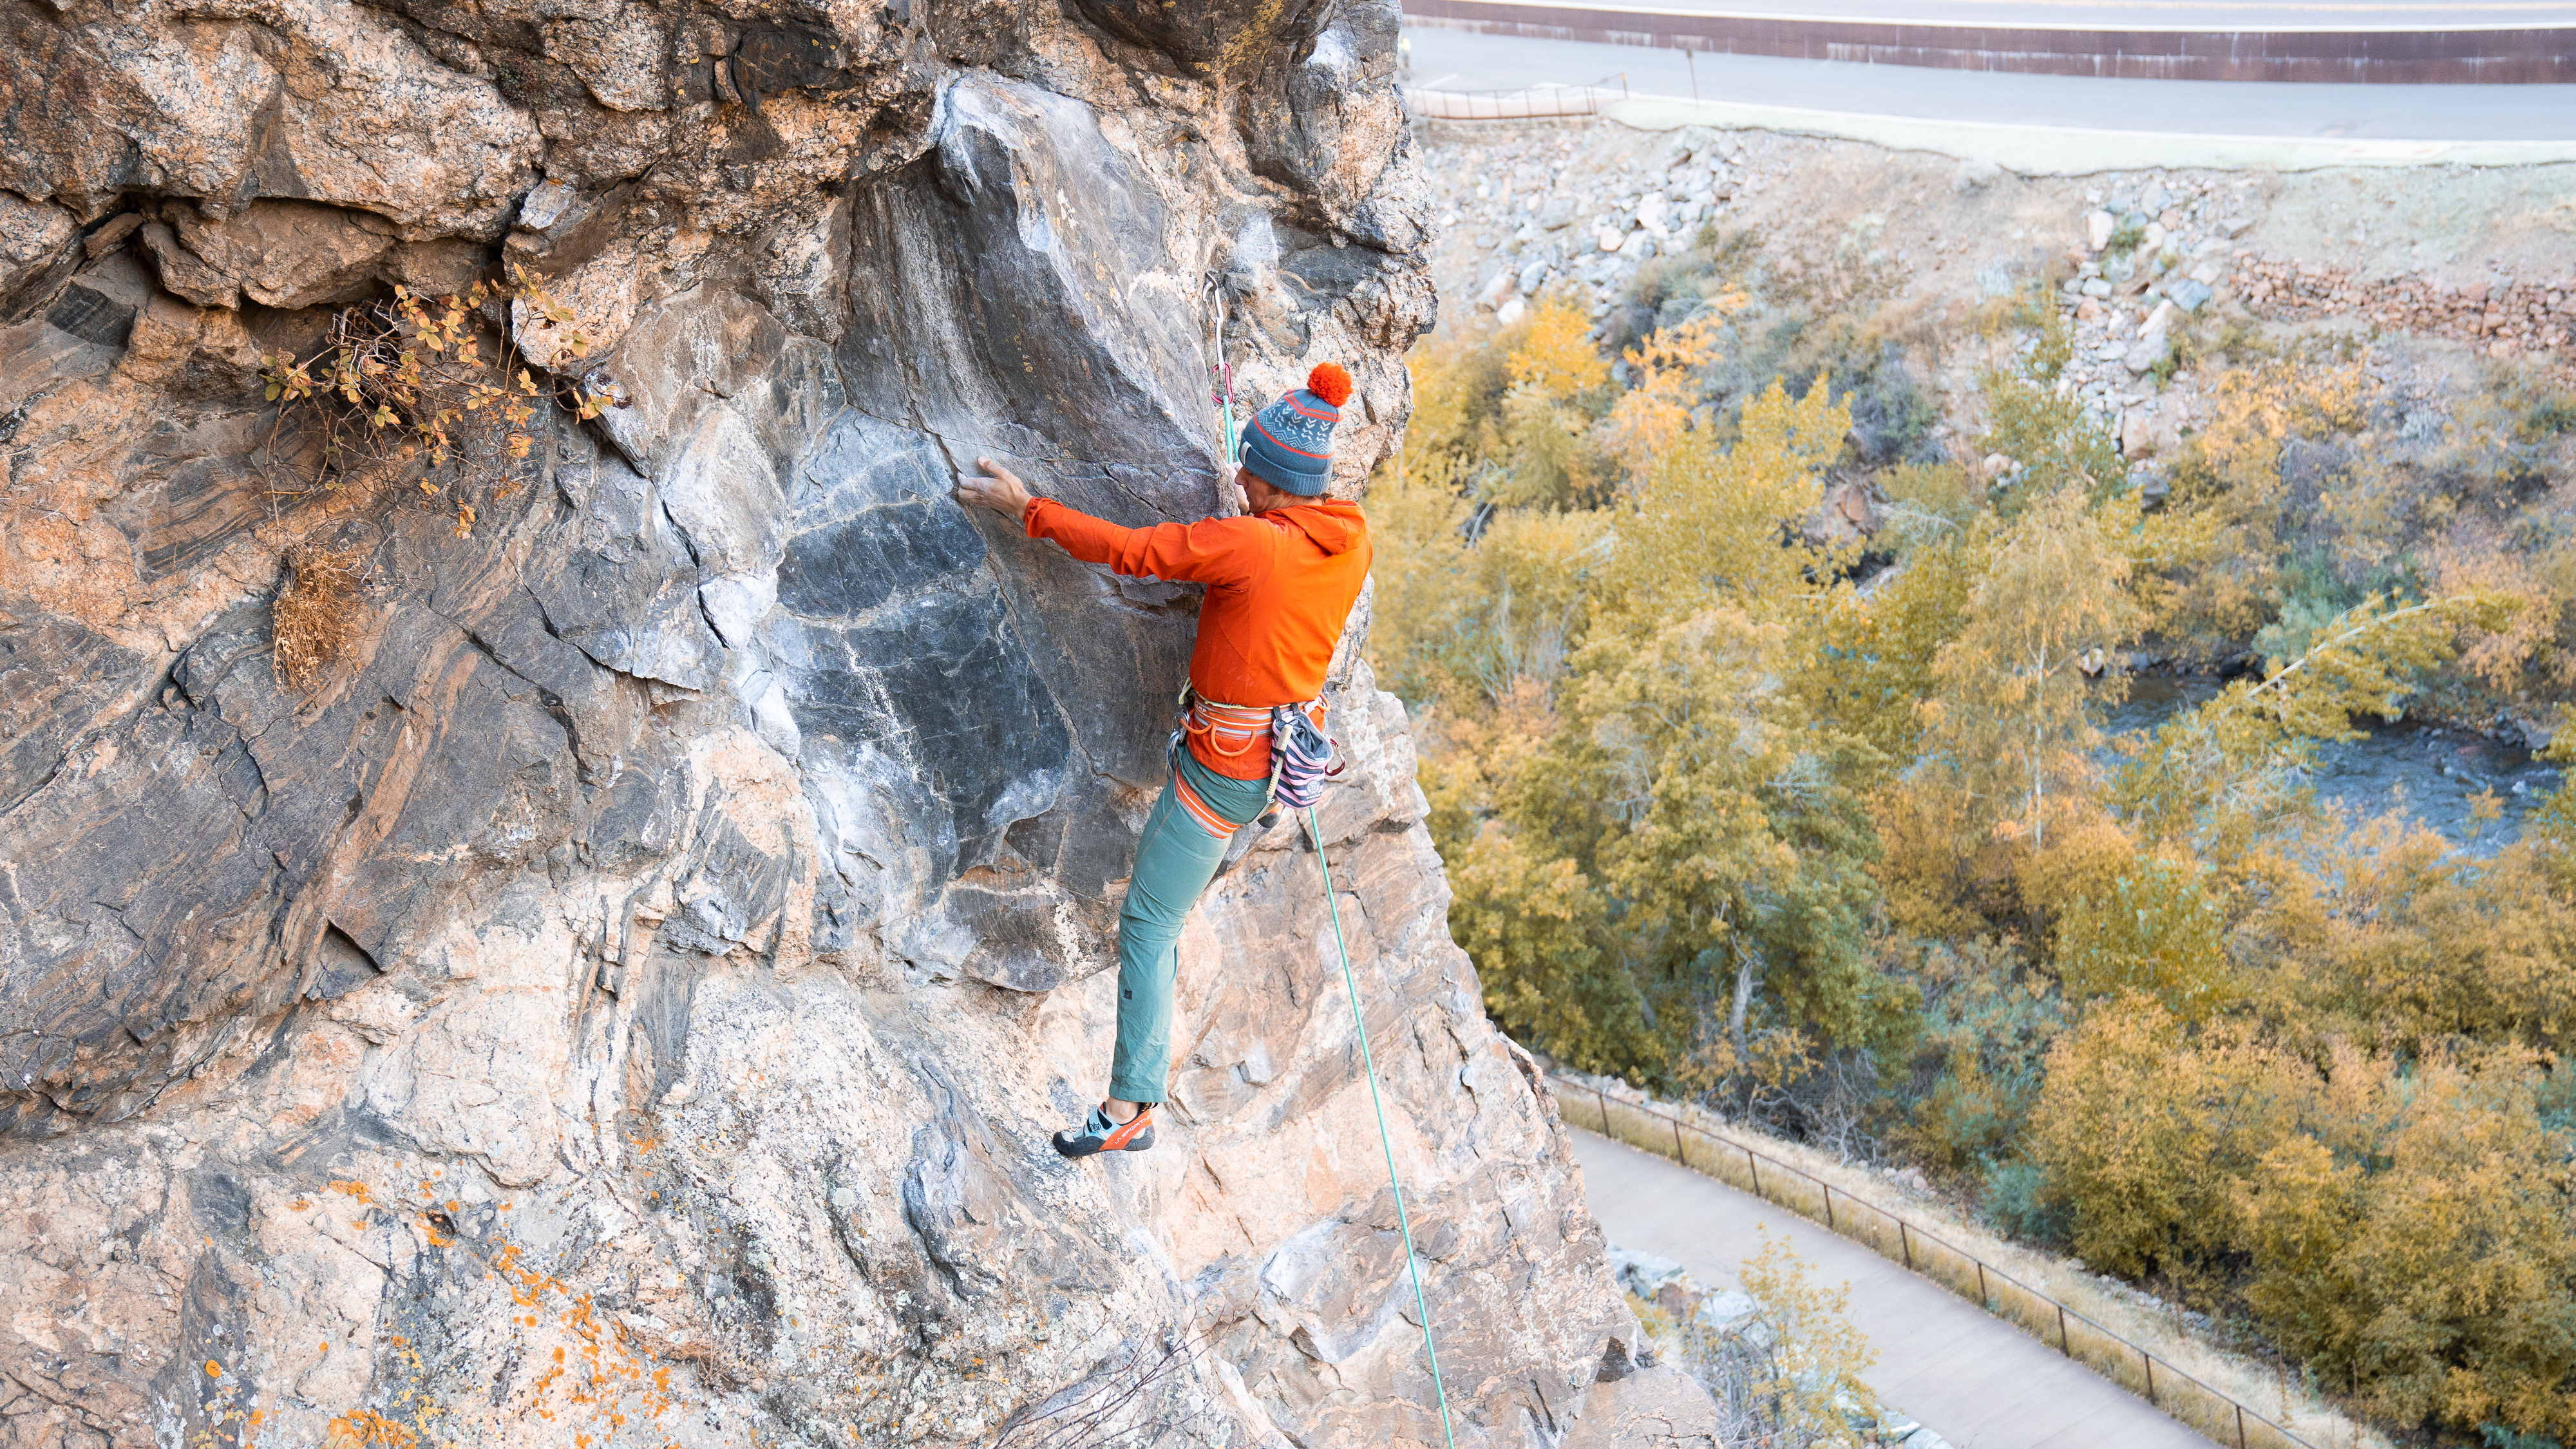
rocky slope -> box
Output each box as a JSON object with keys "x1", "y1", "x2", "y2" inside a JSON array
[
  {"x1": 1429, "y1": 120, "x2": 2575, "y2": 448},
  {"x1": 0, "y1": 5, "x2": 1710, "y2": 1444}
]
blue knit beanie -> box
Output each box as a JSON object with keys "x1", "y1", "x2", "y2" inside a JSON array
[{"x1": 1238, "y1": 363, "x2": 1350, "y2": 496}]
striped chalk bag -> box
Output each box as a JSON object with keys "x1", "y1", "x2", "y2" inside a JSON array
[{"x1": 1265, "y1": 699, "x2": 1340, "y2": 814}]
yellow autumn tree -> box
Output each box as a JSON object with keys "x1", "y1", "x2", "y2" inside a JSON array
[{"x1": 1913, "y1": 483, "x2": 2139, "y2": 873}]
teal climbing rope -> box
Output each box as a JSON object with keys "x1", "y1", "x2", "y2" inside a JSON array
[{"x1": 1305, "y1": 804, "x2": 1459, "y2": 1449}]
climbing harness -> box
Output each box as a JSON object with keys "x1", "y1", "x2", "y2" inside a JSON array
[
  {"x1": 1168, "y1": 687, "x2": 1347, "y2": 830},
  {"x1": 1305, "y1": 803, "x2": 1459, "y2": 1449},
  {"x1": 1173, "y1": 688, "x2": 1272, "y2": 765}
]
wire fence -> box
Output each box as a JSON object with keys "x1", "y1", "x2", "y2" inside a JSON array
[
  {"x1": 1403, "y1": 72, "x2": 1627, "y2": 120},
  {"x1": 1555, "y1": 1072, "x2": 2322, "y2": 1449}
]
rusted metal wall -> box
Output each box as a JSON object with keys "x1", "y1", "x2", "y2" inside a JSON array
[{"x1": 1403, "y1": 1, "x2": 2576, "y2": 83}]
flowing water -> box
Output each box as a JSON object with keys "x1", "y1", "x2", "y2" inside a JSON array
[{"x1": 2103, "y1": 675, "x2": 2565, "y2": 854}]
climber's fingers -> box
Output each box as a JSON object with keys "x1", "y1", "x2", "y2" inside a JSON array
[{"x1": 956, "y1": 457, "x2": 1035, "y2": 523}]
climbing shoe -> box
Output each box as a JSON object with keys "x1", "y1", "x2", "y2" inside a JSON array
[{"x1": 1052, "y1": 1104, "x2": 1155, "y2": 1159}]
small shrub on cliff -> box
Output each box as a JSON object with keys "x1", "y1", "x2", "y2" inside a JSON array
[
  {"x1": 257, "y1": 267, "x2": 618, "y2": 533},
  {"x1": 271, "y1": 544, "x2": 368, "y2": 691}
]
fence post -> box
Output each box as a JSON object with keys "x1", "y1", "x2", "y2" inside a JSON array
[
  {"x1": 1899, "y1": 1221, "x2": 1913, "y2": 1272},
  {"x1": 1672, "y1": 1115, "x2": 1686, "y2": 1165},
  {"x1": 1746, "y1": 1150, "x2": 1759, "y2": 1198},
  {"x1": 2235, "y1": 1403, "x2": 2247, "y2": 1449},
  {"x1": 2143, "y1": 1350, "x2": 2155, "y2": 1405},
  {"x1": 1976, "y1": 1262, "x2": 1988, "y2": 1309},
  {"x1": 1821, "y1": 1184, "x2": 1834, "y2": 1231},
  {"x1": 2058, "y1": 1305, "x2": 2070, "y2": 1354},
  {"x1": 1594, "y1": 1084, "x2": 1610, "y2": 1136}
]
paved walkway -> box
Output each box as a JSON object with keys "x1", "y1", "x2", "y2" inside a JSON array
[{"x1": 1570, "y1": 1128, "x2": 2213, "y2": 1449}]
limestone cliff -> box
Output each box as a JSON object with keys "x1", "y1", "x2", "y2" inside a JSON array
[{"x1": 0, "y1": 3, "x2": 1714, "y2": 1444}]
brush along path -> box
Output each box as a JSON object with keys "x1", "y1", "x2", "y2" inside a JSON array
[{"x1": 1573, "y1": 1128, "x2": 2216, "y2": 1449}]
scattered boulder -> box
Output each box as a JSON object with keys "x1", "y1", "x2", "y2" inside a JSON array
[{"x1": 1953, "y1": 158, "x2": 2001, "y2": 193}]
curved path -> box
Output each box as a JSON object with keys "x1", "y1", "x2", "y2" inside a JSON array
[{"x1": 1569, "y1": 1127, "x2": 2213, "y2": 1449}]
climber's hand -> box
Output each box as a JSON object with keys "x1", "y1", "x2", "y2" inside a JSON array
[{"x1": 956, "y1": 458, "x2": 1036, "y2": 525}]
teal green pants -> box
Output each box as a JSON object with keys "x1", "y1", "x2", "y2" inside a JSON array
[{"x1": 1110, "y1": 750, "x2": 1271, "y2": 1104}]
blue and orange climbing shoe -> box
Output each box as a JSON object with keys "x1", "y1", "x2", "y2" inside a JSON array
[{"x1": 1052, "y1": 1104, "x2": 1155, "y2": 1158}]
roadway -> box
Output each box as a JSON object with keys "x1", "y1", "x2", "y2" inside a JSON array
[
  {"x1": 1402, "y1": 22, "x2": 2576, "y2": 139},
  {"x1": 1570, "y1": 1128, "x2": 2214, "y2": 1449},
  {"x1": 1407, "y1": 0, "x2": 2576, "y2": 29}
]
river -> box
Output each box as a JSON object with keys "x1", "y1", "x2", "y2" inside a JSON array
[{"x1": 2103, "y1": 675, "x2": 2565, "y2": 853}]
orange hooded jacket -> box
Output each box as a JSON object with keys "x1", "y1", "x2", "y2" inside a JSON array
[{"x1": 1024, "y1": 496, "x2": 1372, "y2": 779}]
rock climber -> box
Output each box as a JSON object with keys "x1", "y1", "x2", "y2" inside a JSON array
[{"x1": 954, "y1": 363, "x2": 1370, "y2": 1159}]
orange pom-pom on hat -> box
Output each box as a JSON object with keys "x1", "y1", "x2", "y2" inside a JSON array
[
  {"x1": 1240, "y1": 361, "x2": 1350, "y2": 495},
  {"x1": 1305, "y1": 362, "x2": 1352, "y2": 408}
]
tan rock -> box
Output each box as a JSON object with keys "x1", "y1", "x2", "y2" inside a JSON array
[
  {"x1": 0, "y1": 191, "x2": 80, "y2": 324},
  {"x1": 1, "y1": 0, "x2": 542, "y2": 235},
  {"x1": 167, "y1": 202, "x2": 397, "y2": 310},
  {"x1": 1562, "y1": 1367, "x2": 1727, "y2": 1448}
]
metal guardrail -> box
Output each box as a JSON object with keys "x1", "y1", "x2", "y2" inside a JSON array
[
  {"x1": 1403, "y1": 71, "x2": 1627, "y2": 120},
  {"x1": 1553, "y1": 1070, "x2": 2323, "y2": 1449}
]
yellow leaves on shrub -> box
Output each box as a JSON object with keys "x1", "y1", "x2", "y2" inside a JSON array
[
  {"x1": 256, "y1": 266, "x2": 616, "y2": 490},
  {"x1": 1603, "y1": 310, "x2": 1732, "y2": 478},
  {"x1": 2147, "y1": 359, "x2": 2367, "y2": 645},
  {"x1": 1451, "y1": 817, "x2": 1622, "y2": 1069},
  {"x1": 2036, "y1": 1000, "x2": 2576, "y2": 1437},
  {"x1": 2052, "y1": 857, "x2": 2235, "y2": 1021},
  {"x1": 2427, "y1": 533, "x2": 2566, "y2": 691},
  {"x1": 2233, "y1": 808, "x2": 2576, "y2": 1056},
  {"x1": 1737, "y1": 1229, "x2": 1881, "y2": 1448},
  {"x1": 1506, "y1": 293, "x2": 1609, "y2": 402},
  {"x1": 1591, "y1": 375, "x2": 1848, "y2": 638},
  {"x1": 2230, "y1": 1045, "x2": 2576, "y2": 1440},
  {"x1": 2028, "y1": 998, "x2": 2291, "y2": 1280}
]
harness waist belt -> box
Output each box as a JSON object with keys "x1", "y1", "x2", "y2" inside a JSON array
[{"x1": 1181, "y1": 697, "x2": 1275, "y2": 761}]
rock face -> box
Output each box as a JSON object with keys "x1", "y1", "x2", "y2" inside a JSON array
[{"x1": 0, "y1": 3, "x2": 1708, "y2": 1445}]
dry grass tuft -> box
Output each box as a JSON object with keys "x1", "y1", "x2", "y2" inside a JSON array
[{"x1": 272, "y1": 544, "x2": 367, "y2": 691}]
